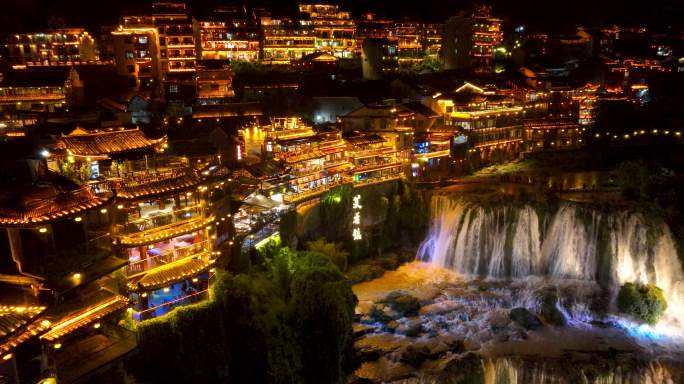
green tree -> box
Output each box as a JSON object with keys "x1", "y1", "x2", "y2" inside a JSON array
[{"x1": 306, "y1": 238, "x2": 350, "y2": 272}]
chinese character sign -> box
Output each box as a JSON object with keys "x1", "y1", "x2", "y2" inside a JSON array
[{"x1": 352, "y1": 194, "x2": 362, "y2": 240}]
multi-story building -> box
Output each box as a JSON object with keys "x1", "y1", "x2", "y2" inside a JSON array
[
  {"x1": 340, "y1": 104, "x2": 415, "y2": 162},
  {"x1": 51, "y1": 127, "x2": 220, "y2": 321},
  {"x1": 345, "y1": 132, "x2": 404, "y2": 186},
  {"x1": 152, "y1": 2, "x2": 196, "y2": 75},
  {"x1": 195, "y1": 6, "x2": 261, "y2": 61},
  {"x1": 0, "y1": 151, "x2": 130, "y2": 384},
  {"x1": 355, "y1": 13, "x2": 393, "y2": 50},
  {"x1": 392, "y1": 22, "x2": 423, "y2": 64},
  {"x1": 4, "y1": 29, "x2": 98, "y2": 66},
  {"x1": 0, "y1": 67, "x2": 84, "y2": 139},
  {"x1": 111, "y1": 16, "x2": 162, "y2": 90},
  {"x1": 430, "y1": 82, "x2": 523, "y2": 166},
  {"x1": 422, "y1": 23, "x2": 443, "y2": 59},
  {"x1": 111, "y1": 2, "x2": 197, "y2": 99},
  {"x1": 299, "y1": 4, "x2": 356, "y2": 59},
  {"x1": 244, "y1": 117, "x2": 350, "y2": 203},
  {"x1": 261, "y1": 17, "x2": 316, "y2": 64},
  {"x1": 442, "y1": 6, "x2": 502, "y2": 73},
  {"x1": 196, "y1": 61, "x2": 235, "y2": 104},
  {"x1": 470, "y1": 5, "x2": 503, "y2": 73}
]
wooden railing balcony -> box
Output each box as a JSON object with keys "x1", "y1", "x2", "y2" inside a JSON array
[
  {"x1": 127, "y1": 240, "x2": 211, "y2": 277},
  {"x1": 283, "y1": 177, "x2": 352, "y2": 204},
  {"x1": 117, "y1": 215, "x2": 214, "y2": 246}
]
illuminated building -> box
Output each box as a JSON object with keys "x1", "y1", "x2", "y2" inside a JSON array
[
  {"x1": 111, "y1": 16, "x2": 162, "y2": 90},
  {"x1": 345, "y1": 133, "x2": 404, "y2": 185},
  {"x1": 392, "y1": 22, "x2": 423, "y2": 64},
  {"x1": 111, "y1": 2, "x2": 197, "y2": 98},
  {"x1": 557, "y1": 27, "x2": 594, "y2": 61},
  {"x1": 195, "y1": 6, "x2": 260, "y2": 61},
  {"x1": 51, "y1": 127, "x2": 219, "y2": 321},
  {"x1": 299, "y1": 4, "x2": 356, "y2": 59},
  {"x1": 355, "y1": 13, "x2": 393, "y2": 49},
  {"x1": 245, "y1": 117, "x2": 350, "y2": 203},
  {"x1": 356, "y1": 15, "x2": 442, "y2": 62},
  {"x1": 152, "y1": 2, "x2": 196, "y2": 74},
  {"x1": 442, "y1": 5, "x2": 502, "y2": 73},
  {"x1": 4, "y1": 29, "x2": 98, "y2": 66},
  {"x1": 470, "y1": 5, "x2": 502, "y2": 73},
  {"x1": 195, "y1": 61, "x2": 235, "y2": 104},
  {"x1": 340, "y1": 104, "x2": 415, "y2": 162},
  {"x1": 0, "y1": 67, "x2": 84, "y2": 138},
  {"x1": 292, "y1": 51, "x2": 339, "y2": 72},
  {"x1": 422, "y1": 23, "x2": 443, "y2": 59},
  {"x1": 430, "y1": 82, "x2": 523, "y2": 166},
  {"x1": 0, "y1": 149, "x2": 129, "y2": 383},
  {"x1": 261, "y1": 16, "x2": 316, "y2": 64}
]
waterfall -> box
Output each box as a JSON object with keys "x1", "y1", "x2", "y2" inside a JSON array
[
  {"x1": 417, "y1": 195, "x2": 684, "y2": 329},
  {"x1": 483, "y1": 357, "x2": 680, "y2": 384}
]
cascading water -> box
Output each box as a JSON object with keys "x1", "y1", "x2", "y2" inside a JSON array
[
  {"x1": 417, "y1": 195, "x2": 684, "y2": 333},
  {"x1": 482, "y1": 357, "x2": 679, "y2": 384}
]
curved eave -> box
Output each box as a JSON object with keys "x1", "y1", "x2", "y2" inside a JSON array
[
  {"x1": 127, "y1": 256, "x2": 214, "y2": 292},
  {"x1": 0, "y1": 194, "x2": 113, "y2": 228},
  {"x1": 115, "y1": 176, "x2": 200, "y2": 201},
  {"x1": 116, "y1": 215, "x2": 215, "y2": 247}
]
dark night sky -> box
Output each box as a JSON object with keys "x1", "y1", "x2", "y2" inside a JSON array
[{"x1": 1, "y1": 0, "x2": 682, "y2": 34}]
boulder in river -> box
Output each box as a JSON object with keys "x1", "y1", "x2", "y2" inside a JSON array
[
  {"x1": 539, "y1": 292, "x2": 567, "y2": 326},
  {"x1": 509, "y1": 307, "x2": 544, "y2": 330}
]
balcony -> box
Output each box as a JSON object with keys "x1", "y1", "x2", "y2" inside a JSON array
[
  {"x1": 132, "y1": 288, "x2": 208, "y2": 321},
  {"x1": 283, "y1": 177, "x2": 352, "y2": 204},
  {"x1": 127, "y1": 253, "x2": 214, "y2": 291},
  {"x1": 352, "y1": 160, "x2": 403, "y2": 174},
  {"x1": 117, "y1": 214, "x2": 214, "y2": 247},
  {"x1": 127, "y1": 239, "x2": 211, "y2": 277}
]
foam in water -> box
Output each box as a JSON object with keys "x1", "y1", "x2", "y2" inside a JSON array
[{"x1": 417, "y1": 196, "x2": 684, "y2": 334}]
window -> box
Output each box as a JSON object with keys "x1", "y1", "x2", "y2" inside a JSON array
[
  {"x1": 138, "y1": 36, "x2": 148, "y2": 44},
  {"x1": 169, "y1": 84, "x2": 178, "y2": 93},
  {"x1": 125, "y1": 51, "x2": 134, "y2": 60}
]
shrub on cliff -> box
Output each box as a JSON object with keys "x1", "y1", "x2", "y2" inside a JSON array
[
  {"x1": 617, "y1": 282, "x2": 668, "y2": 325},
  {"x1": 132, "y1": 250, "x2": 357, "y2": 384}
]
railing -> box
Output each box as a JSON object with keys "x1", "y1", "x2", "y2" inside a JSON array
[
  {"x1": 114, "y1": 168, "x2": 191, "y2": 188},
  {"x1": 88, "y1": 166, "x2": 193, "y2": 195},
  {"x1": 353, "y1": 174, "x2": 403, "y2": 187},
  {"x1": 126, "y1": 240, "x2": 211, "y2": 276},
  {"x1": 132, "y1": 289, "x2": 209, "y2": 321},
  {"x1": 118, "y1": 205, "x2": 202, "y2": 236},
  {"x1": 349, "y1": 147, "x2": 397, "y2": 159},
  {"x1": 117, "y1": 215, "x2": 213, "y2": 246},
  {"x1": 352, "y1": 160, "x2": 403, "y2": 173},
  {"x1": 282, "y1": 177, "x2": 352, "y2": 204}
]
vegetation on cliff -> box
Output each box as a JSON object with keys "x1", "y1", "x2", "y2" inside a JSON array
[
  {"x1": 131, "y1": 249, "x2": 357, "y2": 384},
  {"x1": 617, "y1": 282, "x2": 668, "y2": 325}
]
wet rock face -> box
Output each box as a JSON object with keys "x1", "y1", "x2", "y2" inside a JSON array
[
  {"x1": 538, "y1": 292, "x2": 567, "y2": 326},
  {"x1": 396, "y1": 345, "x2": 432, "y2": 368},
  {"x1": 509, "y1": 307, "x2": 544, "y2": 330},
  {"x1": 382, "y1": 291, "x2": 422, "y2": 317}
]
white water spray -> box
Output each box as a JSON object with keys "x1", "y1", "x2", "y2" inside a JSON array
[{"x1": 417, "y1": 196, "x2": 684, "y2": 331}]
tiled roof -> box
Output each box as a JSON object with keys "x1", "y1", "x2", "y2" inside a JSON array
[
  {"x1": 0, "y1": 172, "x2": 109, "y2": 227},
  {"x1": 55, "y1": 128, "x2": 165, "y2": 158},
  {"x1": 115, "y1": 171, "x2": 200, "y2": 200},
  {"x1": 0, "y1": 306, "x2": 48, "y2": 355},
  {"x1": 127, "y1": 255, "x2": 213, "y2": 291},
  {"x1": 41, "y1": 292, "x2": 128, "y2": 342}
]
